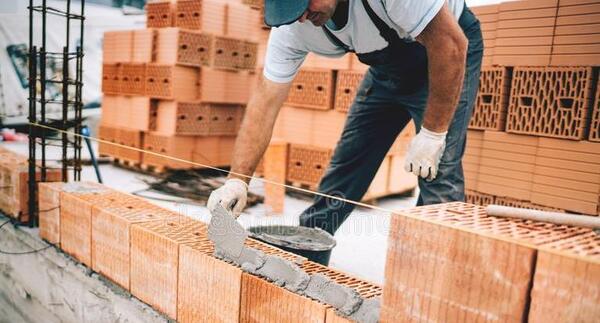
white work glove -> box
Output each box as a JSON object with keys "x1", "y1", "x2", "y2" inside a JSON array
[
  {"x1": 404, "y1": 127, "x2": 447, "y2": 181},
  {"x1": 207, "y1": 178, "x2": 248, "y2": 218}
]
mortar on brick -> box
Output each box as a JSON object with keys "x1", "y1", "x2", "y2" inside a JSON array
[
  {"x1": 255, "y1": 255, "x2": 310, "y2": 292},
  {"x1": 347, "y1": 296, "x2": 381, "y2": 323},
  {"x1": 304, "y1": 273, "x2": 364, "y2": 316}
]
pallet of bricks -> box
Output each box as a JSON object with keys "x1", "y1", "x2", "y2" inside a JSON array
[
  {"x1": 256, "y1": 49, "x2": 417, "y2": 212},
  {"x1": 98, "y1": 0, "x2": 263, "y2": 173},
  {"x1": 464, "y1": 0, "x2": 600, "y2": 216},
  {"x1": 0, "y1": 146, "x2": 62, "y2": 223},
  {"x1": 37, "y1": 180, "x2": 383, "y2": 322},
  {"x1": 382, "y1": 202, "x2": 599, "y2": 321}
]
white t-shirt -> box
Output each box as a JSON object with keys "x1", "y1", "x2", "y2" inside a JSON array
[{"x1": 264, "y1": 0, "x2": 465, "y2": 83}]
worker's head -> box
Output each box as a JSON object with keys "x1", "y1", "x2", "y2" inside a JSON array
[{"x1": 264, "y1": 0, "x2": 341, "y2": 27}]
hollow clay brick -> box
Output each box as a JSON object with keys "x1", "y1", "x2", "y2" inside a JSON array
[
  {"x1": 146, "y1": 1, "x2": 174, "y2": 28},
  {"x1": 98, "y1": 124, "x2": 118, "y2": 157},
  {"x1": 60, "y1": 187, "x2": 130, "y2": 266},
  {"x1": 132, "y1": 29, "x2": 156, "y2": 63},
  {"x1": 38, "y1": 182, "x2": 67, "y2": 245},
  {"x1": 174, "y1": 0, "x2": 226, "y2": 34},
  {"x1": 192, "y1": 136, "x2": 235, "y2": 167},
  {"x1": 145, "y1": 64, "x2": 199, "y2": 100},
  {"x1": 143, "y1": 133, "x2": 195, "y2": 170},
  {"x1": 286, "y1": 69, "x2": 336, "y2": 110},
  {"x1": 469, "y1": 67, "x2": 511, "y2": 131},
  {"x1": 113, "y1": 127, "x2": 144, "y2": 165},
  {"x1": 91, "y1": 199, "x2": 178, "y2": 289},
  {"x1": 130, "y1": 217, "x2": 206, "y2": 319},
  {"x1": 383, "y1": 202, "x2": 592, "y2": 322},
  {"x1": 589, "y1": 76, "x2": 600, "y2": 142},
  {"x1": 507, "y1": 67, "x2": 594, "y2": 140},
  {"x1": 529, "y1": 231, "x2": 600, "y2": 322},
  {"x1": 287, "y1": 144, "x2": 333, "y2": 189},
  {"x1": 465, "y1": 189, "x2": 495, "y2": 206},
  {"x1": 155, "y1": 101, "x2": 243, "y2": 136},
  {"x1": 101, "y1": 63, "x2": 122, "y2": 94},
  {"x1": 334, "y1": 70, "x2": 365, "y2": 113},
  {"x1": 226, "y1": 1, "x2": 263, "y2": 42},
  {"x1": 102, "y1": 30, "x2": 133, "y2": 64},
  {"x1": 120, "y1": 63, "x2": 146, "y2": 96},
  {"x1": 263, "y1": 141, "x2": 288, "y2": 215}
]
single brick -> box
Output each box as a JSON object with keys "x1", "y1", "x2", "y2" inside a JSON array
[
  {"x1": 469, "y1": 67, "x2": 511, "y2": 131},
  {"x1": 130, "y1": 216, "x2": 206, "y2": 320},
  {"x1": 146, "y1": 1, "x2": 174, "y2": 28},
  {"x1": 334, "y1": 70, "x2": 364, "y2": 113},
  {"x1": 286, "y1": 69, "x2": 336, "y2": 110}
]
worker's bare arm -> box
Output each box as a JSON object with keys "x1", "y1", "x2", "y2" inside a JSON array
[
  {"x1": 416, "y1": 3, "x2": 468, "y2": 133},
  {"x1": 228, "y1": 76, "x2": 292, "y2": 184}
]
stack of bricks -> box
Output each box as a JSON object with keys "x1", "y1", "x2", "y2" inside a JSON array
[
  {"x1": 382, "y1": 202, "x2": 599, "y2": 322},
  {"x1": 257, "y1": 51, "x2": 416, "y2": 212},
  {"x1": 37, "y1": 180, "x2": 384, "y2": 322},
  {"x1": 0, "y1": 147, "x2": 61, "y2": 223},
  {"x1": 464, "y1": 0, "x2": 600, "y2": 215},
  {"x1": 98, "y1": 0, "x2": 262, "y2": 172}
]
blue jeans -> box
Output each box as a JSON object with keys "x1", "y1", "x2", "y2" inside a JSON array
[{"x1": 299, "y1": 7, "x2": 484, "y2": 235}]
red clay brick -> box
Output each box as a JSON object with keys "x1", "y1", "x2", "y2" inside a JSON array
[
  {"x1": 507, "y1": 67, "x2": 594, "y2": 140},
  {"x1": 155, "y1": 101, "x2": 243, "y2": 136},
  {"x1": 173, "y1": 0, "x2": 225, "y2": 34},
  {"x1": 263, "y1": 141, "x2": 288, "y2": 214},
  {"x1": 130, "y1": 216, "x2": 206, "y2": 319},
  {"x1": 334, "y1": 70, "x2": 364, "y2": 113},
  {"x1": 590, "y1": 76, "x2": 600, "y2": 142},
  {"x1": 382, "y1": 202, "x2": 590, "y2": 321},
  {"x1": 91, "y1": 200, "x2": 178, "y2": 290},
  {"x1": 146, "y1": 1, "x2": 174, "y2": 28},
  {"x1": 132, "y1": 29, "x2": 156, "y2": 63},
  {"x1": 101, "y1": 63, "x2": 123, "y2": 94},
  {"x1": 102, "y1": 30, "x2": 133, "y2": 64},
  {"x1": 120, "y1": 63, "x2": 146, "y2": 96},
  {"x1": 38, "y1": 182, "x2": 70, "y2": 245},
  {"x1": 287, "y1": 144, "x2": 332, "y2": 189},
  {"x1": 286, "y1": 69, "x2": 335, "y2": 110},
  {"x1": 145, "y1": 64, "x2": 199, "y2": 100},
  {"x1": 469, "y1": 67, "x2": 511, "y2": 131},
  {"x1": 143, "y1": 133, "x2": 195, "y2": 170}
]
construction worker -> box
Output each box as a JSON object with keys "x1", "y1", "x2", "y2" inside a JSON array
[{"x1": 208, "y1": 0, "x2": 482, "y2": 238}]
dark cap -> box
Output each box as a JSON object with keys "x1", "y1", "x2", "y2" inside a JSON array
[{"x1": 264, "y1": 0, "x2": 310, "y2": 27}]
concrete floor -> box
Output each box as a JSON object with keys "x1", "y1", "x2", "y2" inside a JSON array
[{"x1": 1, "y1": 139, "x2": 418, "y2": 285}]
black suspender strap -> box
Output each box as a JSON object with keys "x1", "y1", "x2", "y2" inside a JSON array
[
  {"x1": 321, "y1": 26, "x2": 354, "y2": 53},
  {"x1": 320, "y1": 0, "x2": 401, "y2": 53},
  {"x1": 360, "y1": 0, "x2": 401, "y2": 43}
]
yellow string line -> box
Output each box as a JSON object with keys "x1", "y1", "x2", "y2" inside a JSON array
[
  {"x1": 26, "y1": 123, "x2": 600, "y2": 265},
  {"x1": 28, "y1": 122, "x2": 397, "y2": 214}
]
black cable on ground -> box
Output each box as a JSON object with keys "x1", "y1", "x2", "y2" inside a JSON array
[{"x1": 0, "y1": 219, "x2": 53, "y2": 255}]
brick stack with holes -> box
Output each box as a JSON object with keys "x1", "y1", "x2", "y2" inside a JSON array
[
  {"x1": 37, "y1": 181, "x2": 383, "y2": 322},
  {"x1": 382, "y1": 202, "x2": 600, "y2": 322},
  {"x1": 98, "y1": 0, "x2": 262, "y2": 172},
  {"x1": 0, "y1": 147, "x2": 62, "y2": 224},
  {"x1": 464, "y1": 1, "x2": 600, "y2": 216},
  {"x1": 255, "y1": 47, "x2": 416, "y2": 212}
]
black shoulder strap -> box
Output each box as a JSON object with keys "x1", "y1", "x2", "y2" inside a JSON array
[
  {"x1": 360, "y1": 0, "x2": 401, "y2": 43},
  {"x1": 321, "y1": 26, "x2": 354, "y2": 53}
]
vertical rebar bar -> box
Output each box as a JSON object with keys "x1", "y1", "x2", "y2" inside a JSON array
[
  {"x1": 40, "y1": 0, "x2": 47, "y2": 182},
  {"x1": 27, "y1": 43, "x2": 38, "y2": 227}
]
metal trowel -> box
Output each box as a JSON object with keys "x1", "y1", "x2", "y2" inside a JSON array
[{"x1": 208, "y1": 204, "x2": 248, "y2": 259}]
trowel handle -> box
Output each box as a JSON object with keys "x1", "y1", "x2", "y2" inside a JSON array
[{"x1": 486, "y1": 205, "x2": 600, "y2": 229}]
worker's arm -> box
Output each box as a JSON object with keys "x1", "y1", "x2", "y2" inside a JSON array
[
  {"x1": 229, "y1": 76, "x2": 292, "y2": 183},
  {"x1": 207, "y1": 76, "x2": 291, "y2": 217},
  {"x1": 404, "y1": 3, "x2": 468, "y2": 180},
  {"x1": 416, "y1": 3, "x2": 468, "y2": 133}
]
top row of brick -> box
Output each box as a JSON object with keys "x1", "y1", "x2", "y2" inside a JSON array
[{"x1": 146, "y1": 0, "x2": 263, "y2": 42}]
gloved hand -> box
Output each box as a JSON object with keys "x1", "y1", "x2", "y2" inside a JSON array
[
  {"x1": 404, "y1": 127, "x2": 447, "y2": 181},
  {"x1": 207, "y1": 178, "x2": 248, "y2": 218}
]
